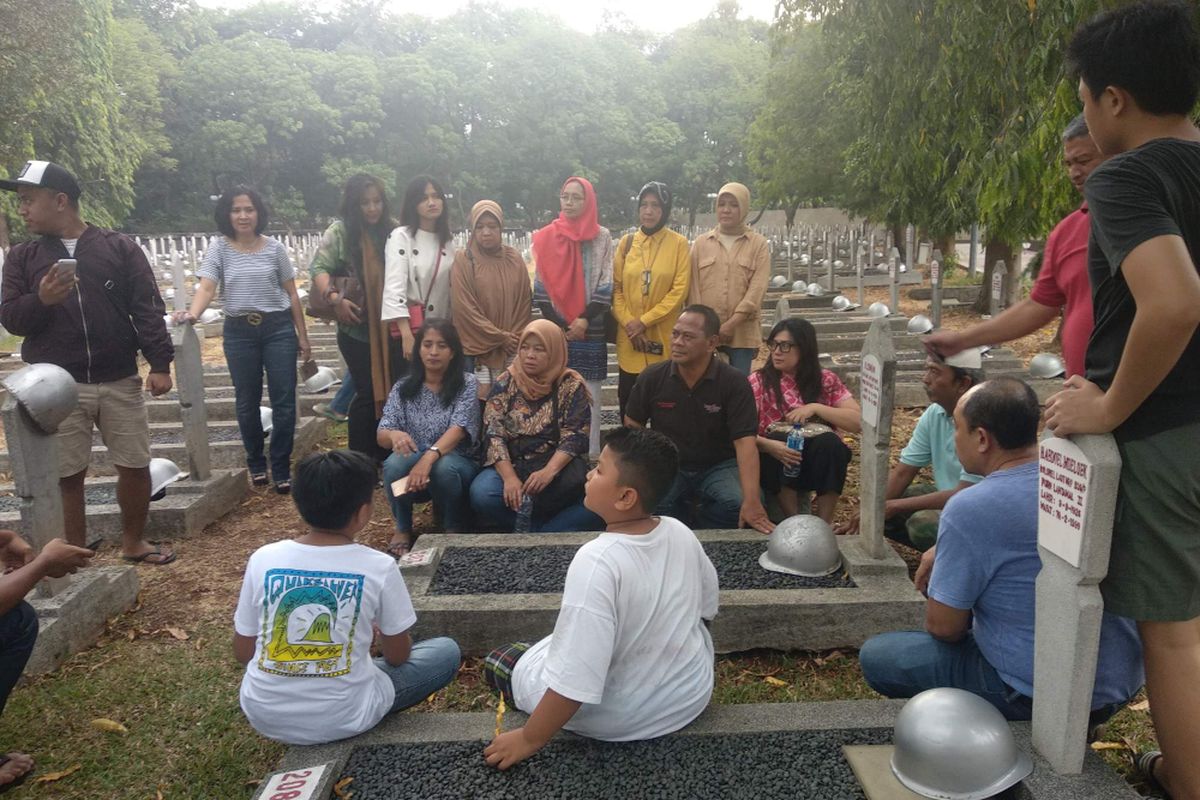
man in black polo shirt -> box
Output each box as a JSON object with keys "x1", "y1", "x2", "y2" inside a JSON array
[
  {"x1": 624, "y1": 304, "x2": 773, "y2": 533},
  {"x1": 1045, "y1": 3, "x2": 1200, "y2": 797}
]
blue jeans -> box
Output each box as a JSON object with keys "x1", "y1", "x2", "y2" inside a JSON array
[
  {"x1": 330, "y1": 372, "x2": 356, "y2": 416},
  {"x1": 0, "y1": 602, "x2": 37, "y2": 716},
  {"x1": 469, "y1": 467, "x2": 604, "y2": 532},
  {"x1": 657, "y1": 458, "x2": 747, "y2": 529},
  {"x1": 224, "y1": 311, "x2": 297, "y2": 480},
  {"x1": 375, "y1": 636, "x2": 462, "y2": 713},
  {"x1": 720, "y1": 346, "x2": 756, "y2": 376},
  {"x1": 382, "y1": 449, "x2": 479, "y2": 533}
]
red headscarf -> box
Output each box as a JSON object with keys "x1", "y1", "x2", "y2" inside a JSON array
[{"x1": 532, "y1": 176, "x2": 600, "y2": 324}]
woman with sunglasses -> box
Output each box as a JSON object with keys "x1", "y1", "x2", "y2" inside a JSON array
[
  {"x1": 750, "y1": 318, "x2": 861, "y2": 523},
  {"x1": 611, "y1": 181, "x2": 691, "y2": 418}
]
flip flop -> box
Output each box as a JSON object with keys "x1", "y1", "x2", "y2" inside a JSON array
[
  {"x1": 1136, "y1": 751, "x2": 1170, "y2": 799},
  {"x1": 121, "y1": 548, "x2": 177, "y2": 566},
  {"x1": 0, "y1": 755, "x2": 33, "y2": 794},
  {"x1": 250, "y1": 473, "x2": 269, "y2": 487}
]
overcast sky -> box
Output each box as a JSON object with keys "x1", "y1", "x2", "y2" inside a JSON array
[{"x1": 193, "y1": 0, "x2": 779, "y2": 34}]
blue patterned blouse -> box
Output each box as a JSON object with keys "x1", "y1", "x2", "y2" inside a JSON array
[{"x1": 377, "y1": 372, "x2": 481, "y2": 457}]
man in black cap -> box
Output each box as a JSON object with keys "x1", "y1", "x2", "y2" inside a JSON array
[{"x1": 0, "y1": 160, "x2": 177, "y2": 565}]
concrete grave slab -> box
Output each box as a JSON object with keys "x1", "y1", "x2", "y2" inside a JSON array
[
  {"x1": 258, "y1": 701, "x2": 1138, "y2": 800},
  {"x1": 404, "y1": 530, "x2": 923, "y2": 657},
  {"x1": 26, "y1": 565, "x2": 140, "y2": 674}
]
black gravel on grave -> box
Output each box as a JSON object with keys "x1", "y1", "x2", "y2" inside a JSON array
[
  {"x1": 337, "y1": 728, "x2": 891, "y2": 799},
  {"x1": 427, "y1": 541, "x2": 855, "y2": 596}
]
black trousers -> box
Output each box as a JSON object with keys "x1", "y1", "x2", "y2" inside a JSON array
[
  {"x1": 337, "y1": 329, "x2": 406, "y2": 462},
  {"x1": 618, "y1": 369, "x2": 641, "y2": 421},
  {"x1": 759, "y1": 431, "x2": 852, "y2": 495}
]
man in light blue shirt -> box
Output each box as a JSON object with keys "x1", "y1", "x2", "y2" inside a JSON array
[
  {"x1": 836, "y1": 353, "x2": 982, "y2": 550},
  {"x1": 859, "y1": 378, "x2": 1143, "y2": 725}
]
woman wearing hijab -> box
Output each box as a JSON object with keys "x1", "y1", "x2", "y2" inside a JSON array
[
  {"x1": 450, "y1": 201, "x2": 533, "y2": 399},
  {"x1": 310, "y1": 173, "x2": 404, "y2": 459},
  {"x1": 469, "y1": 320, "x2": 602, "y2": 532},
  {"x1": 531, "y1": 177, "x2": 613, "y2": 457},
  {"x1": 687, "y1": 182, "x2": 771, "y2": 375},
  {"x1": 611, "y1": 181, "x2": 690, "y2": 418}
]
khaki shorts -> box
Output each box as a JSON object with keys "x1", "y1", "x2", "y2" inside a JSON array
[{"x1": 57, "y1": 376, "x2": 151, "y2": 477}]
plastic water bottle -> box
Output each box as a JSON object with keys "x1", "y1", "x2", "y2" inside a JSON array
[
  {"x1": 783, "y1": 424, "x2": 805, "y2": 479},
  {"x1": 514, "y1": 495, "x2": 534, "y2": 532}
]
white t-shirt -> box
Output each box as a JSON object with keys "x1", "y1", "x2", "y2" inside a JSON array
[
  {"x1": 61, "y1": 238, "x2": 78, "y2": 256},
  {"x1": 233, "y1": 540, "x2": 417, "y2": 745},
  {"x1": 511, "y1": 516, "x2": 719, "y2": 741}
]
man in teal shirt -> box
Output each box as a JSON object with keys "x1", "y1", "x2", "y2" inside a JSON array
[{"x1": 836, "y1": 351, "x2": 982, "y2": 550}]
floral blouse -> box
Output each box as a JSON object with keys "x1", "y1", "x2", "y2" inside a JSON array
[
  {"x1": 748, "y1": 369, "x2": 852, "y2": 436},
  {"x1": 378, "y1": 372, "x2": 480, "y2": 456},
  {"x1": 483, "y1": 372, "x2": 590, "y2": 468}
]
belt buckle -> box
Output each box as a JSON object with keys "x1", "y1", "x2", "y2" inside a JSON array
[{"x1": 247, "y1": 312, "x2": 263, "y2": 326}]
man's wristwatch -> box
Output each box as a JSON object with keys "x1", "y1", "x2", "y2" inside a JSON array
[{"x1": 428, "y1": 445, "x2": 442, "y2": 459}]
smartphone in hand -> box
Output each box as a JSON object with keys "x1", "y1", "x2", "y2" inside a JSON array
[{"x1": 55, "y1": 259, "x2": 78, "y2": 282}]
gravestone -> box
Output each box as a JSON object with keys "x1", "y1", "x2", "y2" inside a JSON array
[
  {"x1": 930, "y1": 248, "x2": 944, "y2": 329},
  {"x1": 0, "y1": 365, "x2": 138, "y2": 673},
  {"x1": 774, "y1": 298, "x2": 789, "y2": 327},
  {"x1": 991, "y1": 261, "x2": 1006, "y2": 316},
  {"x1": 857, "y1": 318, "x2": 898, "y2": 560},
  {"x1": 172, "y1": 322, "x2": 211, "y2": 480},
  {"x1": 806, "y1": 234, "x2": 814, "y2": 284},
  {"x1": 859, "y1": 232, "x2": 870, "y2": 306},
  {"x1": 169, "y1": 249, "x2": 188, "y2": 312},
  {"x1": 1032, "y1": 434, "x2": 1120, "y2": 774},
  {"x1": 889, "y1": 248, "x2": 901, "y2": 313},
  {"x1": 904, "y1": 225, "x2": 915, "y2": 271}
]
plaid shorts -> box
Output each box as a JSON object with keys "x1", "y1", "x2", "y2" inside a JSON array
[{"x1": 482, "y1": 642, "x2": 531, "y2": 706}]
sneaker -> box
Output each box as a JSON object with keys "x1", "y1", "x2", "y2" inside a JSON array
[{"x1": 313, "y1": 402, "x2": 348, "y2": 423}]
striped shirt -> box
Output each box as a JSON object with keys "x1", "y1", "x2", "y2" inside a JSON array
[{"x1": 197, "y1": 236, "x2": 294, "y2": 315}]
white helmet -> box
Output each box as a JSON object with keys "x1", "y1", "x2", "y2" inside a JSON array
[
  {"x1": 297, "y1": 288, "x2": 309, "y2": 302},
  {"x1": 302, "y1": 366, "x2": 341, "y2": 393},
  {"x1": 0, "y1": 363, "x2": 79, "y2": 435},
  {"x1": 164, "y1": 287, "x2": 175, "y2": 300},
  {"x1": 875, "y1": 262, "x2": 889, "y2": 273},
  {"x1": 806, "y1": 282, "x2": 825, "y2": 297},
  {"x1": 1029, "y1": 353, "x2": 1066, "y2": 379},
  {"x1": 759, "y1": 515, "x2": 842, "y2": 577},
  {"x1": 892, "y1": 688, "x2": 1033, "y2": 799},
  {"x1": 163, "y1": 314, "x2": 176, "y2": 329},
  {"x1": 833, "y1": 259, "x2": 844, "y2": 268},
  {"x1": 831, "y1": 295, "x2": 853, "y2": 312},
  {"x1": 906, "y1": 314, "x2": 933, "y2": 335},
  {"x1": 260, "y1": 406, "x2": 273, "y2": 434},
  {"x1": 197, "y1": 308, "x2": 223, "y2": 325},
  {"x1": 791, "y1": 280, "x2": 807, "y2": 294},
  {"x1": 799, "y1": 254, "x2": 810, "y2": 266},
  {"x1": 769, "y1": 275, "x2": 788, "y2": 289},
  {"x1": 149, "y1": 457, "x2": 188, "y2": 500},
  {"x1": 867, "y1": 302, "x2": 890, "y2": 319}
]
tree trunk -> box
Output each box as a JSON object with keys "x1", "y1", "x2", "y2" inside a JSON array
[
  {"x1": 784, "y1": 201, "x2": 799, "y2": 232},
  {"x1": 972, "y1": 238, "x2": 1018, "y2": 314},
  {"x1": 934, "y1": 234, "x2": 955, "y2": 267}
]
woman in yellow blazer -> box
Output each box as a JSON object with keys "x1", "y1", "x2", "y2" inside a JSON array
[{"x1": 611, "y1": 181, "x2": 691, "y2": 416}]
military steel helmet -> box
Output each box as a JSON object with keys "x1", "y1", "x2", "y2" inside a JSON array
[
  {"x1": 867, "y1": 302, "x2": 890, "y2": 319},
  {"x1": 197, "y1": 308, "x2": 223, "y2": 325},
  {"x1": 769, "y1": 274, "x2": 788, "y2": 288},
  {"x1": 260, "y1": 406, "x2": 273, "y2": 434},
  {"x1": 1, "y1": 363, "x2": 79, "y2": 435},
  {"x1": 1029, "y1": 353, "x2": 1066, "y2": 379},
  {"x1": 149, "y1": 458, "x2": 188, "y2": 500},
  {"x1": 792, "y1": 280, "x2": 807, "y2": 294},
  {"x1": 303, "y1": 366, "x2": 341, "y2": 393},
  {"x1": 806, "y1": 282, "x2": 825, "y2": 297},
  {"x1": 759, "y1": 515, "x2": 842, "y2": 577},
  {"x1": 831, "y1": 295, "x2": 853, "y2": 311},
  {"x1": 907, "y1": 314, "x2": 934, "y2": 335},
  {"x1": 892, "y1": 688, "x2": 1033, "y2": 799},
  {"x1": 833, "y1": 259, "x2": 845, "y2": 268}
]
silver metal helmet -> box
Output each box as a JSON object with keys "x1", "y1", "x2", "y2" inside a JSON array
[
  {"x1": 769, "y1": 275, "x2": 788, "y2": 288},
  {"x1": 833, "y1": 259, "x2": 845, "y2": 268},
  {"x1": 792, "y1": 280, "x2": 807, "y2": 294},
  {"x1": 303, "y1": 366, "x2": 341, "y2": 394},
  {"x1": 149, "y1": 457, "x2": 188, "y2": 500},
  {"x1": 831, "y1": 295, "x2": 853, "y2": 312},
  {"x1": 867, "y1": 302, "x2": 890, "y2": 319},
  {"x1": 759, "y1": 515, "x2": 842, "y2": 577},
  {"x1": 906, "y1": 314, "x2": 934, "y2": 335},
  {"x1": 891, "y1": 688, "x2": 1033, "y2": 800},
  {"x1": 806, "y1": 282, "x2": 825, "y2": 297},
  {"x1": 1, "y1": 363, "x2": 79, "y2": 435},
  {"x1": 260, "y1": 406, "x2": 273, "y2": 434},
  {"x1": 197, "y1": 308, "x2": 223, "y2": 325},
  {"x1": 1029, "y1": 353, "x2": 1065, "y2": 379}
]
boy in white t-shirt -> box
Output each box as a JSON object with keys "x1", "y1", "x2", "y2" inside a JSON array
[
  {"x1": 233, "y1": 450, "x2": 461, "y2": 746},
  {"x1": 483, "y1": 427, "x2": 719, "y2": 770}
]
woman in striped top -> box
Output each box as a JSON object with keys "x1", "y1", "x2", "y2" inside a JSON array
[{"x1": 176, "y1": 185, "x2": 311, "y2": 493}]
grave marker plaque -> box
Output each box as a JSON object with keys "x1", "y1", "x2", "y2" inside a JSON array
[
  {"x1": 889, "y1": 248, "x2": 900, "y2": 314},
  {"x1": 857, "y1": 319, "x2": 897, "y2": 560},
  {"x1": 990, "y1": 262, "x2": 1005, "y2": 316},
  {"x1": 930, "y1": 248, "x2": 944, "y2": 329}
]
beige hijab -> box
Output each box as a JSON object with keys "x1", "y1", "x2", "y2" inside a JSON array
[
  {"x1": 507, "y1": 319, "x2": 581, "y2": 401},
  {"x1": 717, "y1": 182, "x2": 751, "y2": 235}
]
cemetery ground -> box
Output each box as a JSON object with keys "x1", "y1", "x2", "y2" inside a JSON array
[{"x1": 0, "y1": 289, "x2": 1160, "y2": 798}]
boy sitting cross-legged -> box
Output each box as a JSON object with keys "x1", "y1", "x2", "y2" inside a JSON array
[
  {"x1": 483, "y1": 427, "x2": 719, "y2": 770},
  {"x1": 233, "y1": 449, "x2": 461, "y2": 746}
]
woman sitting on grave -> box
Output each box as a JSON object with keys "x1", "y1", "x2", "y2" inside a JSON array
[
  {"x1": 468, "y1": 319, "x2": 602, "y2": 532},
  {"x1": 450, "y1": 200, "x2": 532, "y2": 399},
  {"x1": 310, "y1": 173, "x2": 405, "y2": 462},
  {"x1": 750, "y1": 318, "x2": 860, "y2": 523},
  {"x1": 377, "y1": 319, "x2": 481, "y2": 557},
  {"x1": 381, "y1": 176, "x2": 457, "y2": 361},
  {"x1": 174, "y1": 185, "x2": 311, "y2": 494}
]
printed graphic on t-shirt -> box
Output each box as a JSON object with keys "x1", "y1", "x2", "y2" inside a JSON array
[{"x1": 257, "y1": 569, "x2": 364, "y2": 678}]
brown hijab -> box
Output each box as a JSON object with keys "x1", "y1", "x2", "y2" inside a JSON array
[
  {"x1": 716, "y1": 182, "x2": 751, "y2": 235},
  {"x1": 507, "y1": 319, "x2": 581, "y2": 401}
]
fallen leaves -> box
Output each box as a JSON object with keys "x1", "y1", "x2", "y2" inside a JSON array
[
  {"x1": 34, "y1": 763, "x2": 82, "y2": 783},
  {"x1": 1090, "y1": 741, "x2": 1125, "y2": 751},
  {"x1": 495, "y1": 694, "x2": 507, "y2": 737},
  {"x1": 91, "y1": 718, "x2": 129, "y2": 734},
  {"x1": 333, "y1": 776, "x2": 354, "y2": 799},
  {"x1": 763, "y1": 676, "x2": 789, "y2": 687},
  {"x1": 164, "y1": 627, "x2": 189, "y2": 641},
  {"x1": 1128, "y1": 698, "x2": 1150, "y2": 712}
]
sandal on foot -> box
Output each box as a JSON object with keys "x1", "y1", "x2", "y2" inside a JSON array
[
  {"x1": 274, "y1": 481, "x2": 291, "y2": 495},
  {"x1": 251, "y1": 473, "x2": 269, "y2": 487},
  {"x1": 0, "y1": 755, "x2": 33, "y2": 795},
  {"x1": 386, "y1": 537, "x2": 414, "y2": 559},
  {"x1": 85, "y1": 536, "x2": 104, "y2": 552},
  {"x1": 1136, "y1": 750, "x2": 1169, "y2": 798},
  {"x1": 122, "y1": 548, "x2": 177, "y2": 566}
]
